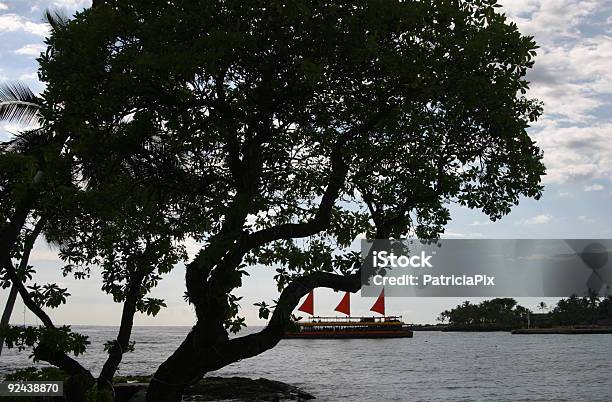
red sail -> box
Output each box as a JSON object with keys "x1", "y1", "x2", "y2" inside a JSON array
[
  {"x1": 334, "y1": 292, "x2": 350, "y2": 316},
  {"x1": 370, "y1": 288, "x2": 385, "y2": 315},
  {"x1": 298, "y1": 290, "x2": 314, "y2": 315}
]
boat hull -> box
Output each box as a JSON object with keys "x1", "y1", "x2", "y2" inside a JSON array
[{"x1": 284, "y1": 329, "x2": 413, "y2": 339}]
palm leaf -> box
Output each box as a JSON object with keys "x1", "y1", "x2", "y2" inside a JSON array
[
  {"x1": 0, "y1": 128, "x2": 53, "y2": 154},
  {"x1": 0, "y1": 82, "x2": 42, "y2": 127},
  {"x1": 43, "y1": 9, "x2": 69, "y2": 30}
]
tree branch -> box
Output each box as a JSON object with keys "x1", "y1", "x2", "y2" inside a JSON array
[
  {"x1": 2, "y1": 255, "x2": 92, "y2": 378},
  {"x1": 1, "y1": 218, "x2": 91, "y2": 380},
  {"x1": 97, "y1": 267, "x2": 146, "y2": 388}
]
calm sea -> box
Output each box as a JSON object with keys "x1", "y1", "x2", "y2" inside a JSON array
[{"x1": 1, "y1": 326, "x2": 611, "y2": 401}]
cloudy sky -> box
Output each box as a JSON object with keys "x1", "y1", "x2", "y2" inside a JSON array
[{"x1": 1, "y1": 0, "x2": 612, "y2": 327}]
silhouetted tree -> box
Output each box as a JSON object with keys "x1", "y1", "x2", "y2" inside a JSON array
[
  {"x1": 439, "y1": 298, "x2": 530, "y2": 328},
  {"x1": 550, "y1": 294, "x2": 612, "y2": 326},
  {"x1": 2, "y1": 0, "x2": 545, "y2": 400},
  {"x1": 0, "y1": 9, "x2": 193, "y2": 402}
]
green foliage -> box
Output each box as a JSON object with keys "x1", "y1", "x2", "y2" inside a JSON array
[
  {"x1": 103, "y1": 339, "x2": 135, "y2": 354},
  {"x1": 0, "y1": 263, "x2": 35, "y2": 289},
  {"x1": 0, "y1": 325, "x2": 89, "y2": 358},
  {"x1": 251, "y1": 238, "x2": 362, "y2": 291},
  {"x1": 36, "y1": 0, "x2": 545, "y2": 328},
  {"x1": 225, "y1": 294, "x2": 247, "y2": 333},
  {"x1": 226, "y1": 317, "x2": 247, "y2": 334},
  {"x1": 439, "y1": 296, "x2": 612, "y2": 329},
  {"x1": 4, "y1": 366, "x2": 67, "y2": 381},
  {"x1": 136, "y1": 298, "x2": 167, "y2": 317},
  {"x1": 27, "y1": 283, "x2": 70, "y2": 308},
  {"x1": 438, "y1": 298, "x2": 531, "y2": 328},
  {"x1": 550, "y1": 295, "x2": 612, "y2": 326},
  {"x1": 112, "y1": 374, "x2": 152, "y2": 383},
  {"x1": 254, "y1": 301, "x2": 272, "y2": 320}
]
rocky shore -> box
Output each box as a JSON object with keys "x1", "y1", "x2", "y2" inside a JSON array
[{"x1": 117, "y1": 376, "x2": 315, "y2": 401}]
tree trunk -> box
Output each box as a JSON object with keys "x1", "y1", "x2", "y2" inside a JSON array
[
  {"x1": 145, "y1": 326, "x2": 224, "y2": 402},
  {"x1": 33, "y1": 342, "x2": 96, "y2": 402},
  {"x1": 0, "y1": 283, "x2": 19, "y2": 356},
  {"x1": 145, "y1": 120, "x2": 394, "y2": 401},
  {"x1": 65, "y1": 371, "x2": 97, "y2": 402},
  {"x1": 96, "y1": 267, "x2": 147, "y2": 401},
  {"x1": 145, "y1": 230, "x2": 389, "y2": 402},
  {"x1": 145, "y1": 271, "x2": 362, "y2": 402}
]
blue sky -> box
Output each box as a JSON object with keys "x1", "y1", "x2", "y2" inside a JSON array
[{"x1": 1, "y1": 0, "x2": 612, "y2": 326}]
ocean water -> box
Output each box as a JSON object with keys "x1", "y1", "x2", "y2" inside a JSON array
[{"x1": 1, "y1": 326, "x2": 611, "y2": 401}]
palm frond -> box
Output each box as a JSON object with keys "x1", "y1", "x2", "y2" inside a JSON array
[
  {"x1": 44, "y1": 9, "x2": 69, "y2": 30},
  {"x1": 0, "y1": 128, "x2": 54, "y2": 154},
  {"x1": 0, "y1": 82, "x2": 42, "y2": 127}
]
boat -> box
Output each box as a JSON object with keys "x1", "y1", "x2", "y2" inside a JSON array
[
  {"x1": 284, "y1": 289, "x2": 413, "y2": 339},
  {"x1": 284, "y1": 315, "x2": 414, "y2": 339}
]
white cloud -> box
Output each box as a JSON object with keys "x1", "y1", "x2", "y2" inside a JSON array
[
  {"x1": 584, "y1": 183, "x2": 604, "y2": 192},
  {"x1": 0, "y1": 13, "x2": 49, "y2": 36},
  {"x1": 52, "y1": 0, "x2": 90, "y2": 9},
  {"x1": 468, "y1": 220, "x2": 491, "y2": 227},
  {"x1": 518, "y1": 214, "x2": 553, "y2": 225},
  {"x1": 183, "y1": 237, "x2": 203, "y2": 261},
  {"x1": 501, "y1": 0, "x2": 599, "y2": 41},
  {"x1": 495, "y1": 2, "x2": 612, "y2": 188},
  {"x1": 27, "y1": 0, "x2": 90, "y2": 14},
  {"x1": 29, "y1": 248, "x2": 61, "y2": 262},
  {"x1": 499, "y1": 0, "x2": 540, "y2": 18},
  {"x1": 578, "y1": 215, "x2": 595, "y2": 223},
  {"x1": 442, "y1": 230, "x2": 485, "y2": 238},
  {"x1": 14, "y1": 43, "x2": 45, "y2": 56},
  {"x1": 526, "y1": 36, "x2": 612, "y2": 123},
  {"x1": 441, "y1": 230, "x2": 466, "y2": 238},
  {"x1": 0, "y1": 3, "x2": 8, "y2": 10},
  {"x1": 19, "y1": 72, "x2": 38, "y2": 81},
  {"x1": 533, "y1": 121, "x2": 612, "y2": 183}
]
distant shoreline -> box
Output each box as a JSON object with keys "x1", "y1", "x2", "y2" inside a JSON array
[
  {"x1": 409, "y1": 324, "x2": 612, "y2": 334},
  {"x1": 512, "y1": 327, "x2": 612, "y2": 334}
]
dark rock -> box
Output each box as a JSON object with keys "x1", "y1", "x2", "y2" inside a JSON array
[
  {"x1": 119, "y1": 376, "x2": 315, "y2": 401},
  {"x1": 116, "y1": 383, "x2": 148, "y2": 402},
  {"x1": 184, "y1": 376, "x2": 315, "y2": 401}
]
